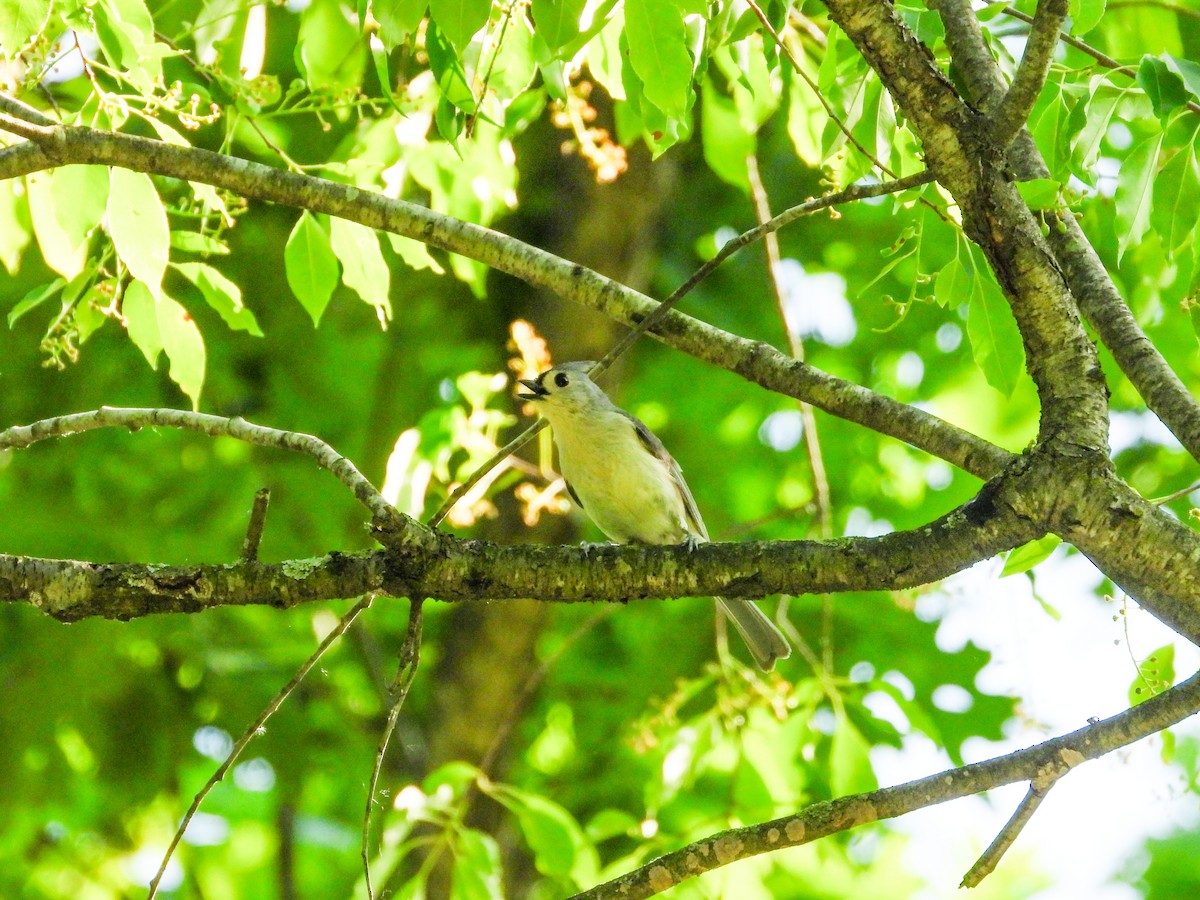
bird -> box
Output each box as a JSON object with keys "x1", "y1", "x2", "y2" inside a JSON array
[{"x1": 518, "y1": 361, "x2": 791, "y2": 670}]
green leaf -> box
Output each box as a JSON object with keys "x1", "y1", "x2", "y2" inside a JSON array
[
  {"x1": 7, "y1": 278, "x2": 65, "y2": 328},
  {"x1": 174, "y1": 262, "x2": 263, "y2": 336},
  {"x1": 107, "y1": 168, "x2": 170, "y2": 291},
  {"x1": 1130, "y1": 643, "x2": 1175, "y2": 707},
  {"x1": 298, "y1": 0, "x2": 366, "y2": 94},
  {"x1": 427, "y1": 19, "x2": 477, "y2": 114},
  {"x1": 967, "y1": 270, "x2": 1025, "y2": 397},
  {"x1": 26, "y1": 171, "x2": 87, "y2": 279},
  {"x1": 490, "y1": 785, "x2": 598, "y2": 887},
  {"x1": 0, "y1": 178, "x2": 30, "y2": 274},
  {"x1": 370, "y1": 34, "x2": 404, "y2": 115},
  {"x1": 1116, "y1": 132, "x2": 1163, "y2": 261},
  {"x1": 1162, "y1": 53, "x2": 1200, "y2": 101},
  {"x1": 170, "y1": 231, "x2": 230, "y2": 255},
  {"x1": 428, "y1": 0, "x2": 490, "y2": 55},
  {"x1": 1138, "y1": 55, "x2": 1191, "y2": 120},
  {"x1": 1015, "y1": 177, "x2": 1060, "y2": 211},
  {"x1": 830, "y1": 717, "x2": 876, "y2": 797},
  {"x1": 934, "y1": 255, "x2": 967, "y2": 309},
  {"x1": 157, "y1": 292, "x2": 206, "y2": 410},
  {"x1": 285, "y1": 212, "x2": 339, "y2": 325},
  {"x1": 52, "y1": 166, "x2": 109, "y2": 245},
  {"x1": 701, "y1": 81, "x2": 753, "y2": 190},
  {"x1": 1001, "y1": 533, "x2": 1062, "y2": 577},
  {"x1": 122, "y1": 279, "x2": 163, "y2": 367},
  {"x1": 586, "y1": 8, "x2": 625, "y2": 100},
  {"x1": 1068, "y1": 0, "x2": 1105, "y2": 35},
  {"x1": 787, "y1": 69, "x2": 824, "y2": 166},
  {"x1": 374, "y1": 0, "x2": 427, "y2": 48},
  {"x1": 386, "y1": 233, "x2": 445, "y2": 273},
  {"x1": 623, "y1": 0, "x2": 693, "y2": 120},
  {"x1": 532, "y1": 0, "x2": 586, "y2": 53},
  {"x1": 1151, "y1": 137, "x2": 1200, "y2": 256},
  {"x1": 329, "y1": 217, "x2": 392, "y2": 325},
  {"x1": 451, "y1": 829, "x2": 503, "y2": 900},
  {"x1": 0, "y1": 0, "x2": 51, "y2": 55}
]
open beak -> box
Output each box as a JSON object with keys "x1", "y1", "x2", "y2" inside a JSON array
[{"x1": 517, "y1": 378, "x2": 547, "y2": 401}]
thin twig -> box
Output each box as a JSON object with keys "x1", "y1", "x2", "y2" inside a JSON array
[
  {"x1": 993, "y1": 1, "x2": 1200, "y2": 116},
  {"x1": 744, "y1": 0, "x2": 899, "y2": 181},
  {"x1": 362, "y1": 598, "x2": 425, "y2": 900},
  {"x1": 240, "y1": 487, "x2": 272, "y2": 561},
  {"x1": 745, "y1": 153, "x2": 835, "y2": 671},
  {"x1": 960, "y1": 761, "x2": 1069, "y2": 888},
  {"x1": 428, "y1": 171, "x2": 934, "y2": 528},
  {"x1": 146, "y1": 595, "x2": 373, "y2": 899},
  {"x1": 1108, "y1": 0, "x2": 1200, "y2": 20},
  {"x1": 0, "y1": 407, "x2": 412, "y2": 532},
  {"x1": 0, "y1": 92, "x2": 56, "y2": 126}
]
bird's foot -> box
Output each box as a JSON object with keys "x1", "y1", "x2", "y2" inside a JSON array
[
  {"x1": 579, "y1": 541, "x2": 615, "y2": 559},
  {"x1": 682, "y1": 533, "x2": 703, "y2": 552}
]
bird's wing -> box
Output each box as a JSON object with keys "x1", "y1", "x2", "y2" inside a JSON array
[
  {"x1": 564, "y1": 479, "x2": 585, "y2": 511},
  {"x1": 623, "y1": 411, "x2": 710, "y2": 541}
]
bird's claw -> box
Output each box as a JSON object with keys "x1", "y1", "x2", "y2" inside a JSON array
[
  {"x1": 579, "y1": 541, "x2": 614, "y2": 559},
  {"x1": 682, "y1": 533, "x2": 703, "y2": 552}
]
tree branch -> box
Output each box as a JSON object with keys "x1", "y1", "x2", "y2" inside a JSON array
[
  {"x1": 572, "y1": 667, "x2": 1200, "y2": 899},
  {"x1": 0, "y1": 112, "x2": 1009, "y2": 479},
  {"x1": 933, "y1": 0, "x2": 1200, "y2": 463},
  {"x1": 820, "y1": 0, "x2": 1110, "y2": 452},
  {"x1": 0, "y1": 407, "x2": 415, "y2": 534},
  {"x1": 960, "y1": 762, "x2": 1065, "y2": 888},
  {"x1": 990, "y1": 0, "x2": 1069, "y2": 146}
]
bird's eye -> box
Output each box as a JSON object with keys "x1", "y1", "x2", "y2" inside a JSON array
[{"x1": 554, "y1": 373, "x2": 569, "y2": 388}]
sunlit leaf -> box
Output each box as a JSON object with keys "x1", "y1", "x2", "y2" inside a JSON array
[
  {"x1": 1001, "y1": 533, "x2": 1062, "y2": 577},
  {"x1": 623, "y1": 0, "x2": 693, "y2": 120},
  {"x1": 107, "y1": 169, "x2": 170, "y2": 292},
  {"x1": 122, "y1": 278, "x2": 163, "y2": 366},
  {"x1": 174, "y1": 262, "x2": 263, "y2": 336},
  {"x1": 157, "y1": 291, "x2": 206, "y2": 409},
  {"x1": 7, "y1": 279, "x2": 65, "y2": 329},
  {"x1": 830, "y1": 717, "x2": 876, "y2": 797},
  {"x1": 1150, "y1": 135, "x2": 1200, "y2": 256},
  {"x1": 1116, "y1": 131, "x2": 1164, "y2": 261},
  {"x1": 329, "y1": 218, "x2": 393, "y2": 326},
  {"x1": 532, "y1": 0, "x2": 586, "y2": 52},
  {"x1": 967, "y1": 269, "x2": 1024, "y2": 397},
  {"x1": 429, "y1": 0, "x2": 490, "y2": 55},
  {"x1": 285, "y1": 212, "x2": 339, "y2": 325},
  {"x1": 451, "y1": 828, "x2": 503, "y2": 900}
]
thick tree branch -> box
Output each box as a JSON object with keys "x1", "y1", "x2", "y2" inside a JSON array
[
  {"x1": 990, "y1": 0, "x2": 1068, "y2": 146},
  {"x1": 0, "y1": 113, "x2": 1009, "y2": 479},
  {"x1": 0, "y1": 486, "x2": 1034, "y2": 620},
  {"x1": 821, "y1": 1, "x2": 1109, "y2": 453},
  {"x1": 572, "y1": 667, "x2": 1200, "y2": 899},
  {"x1": 933, "y1": 0, "x2": 1200, "y2": 463}
]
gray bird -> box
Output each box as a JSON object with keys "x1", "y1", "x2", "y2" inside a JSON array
[{"x1": 518, "y1": 361, "x2": 791, "y2": 670}]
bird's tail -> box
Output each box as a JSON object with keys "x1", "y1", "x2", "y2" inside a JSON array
[{"x1": 715, "y1": 597, "x2": 791, "y2": 671}]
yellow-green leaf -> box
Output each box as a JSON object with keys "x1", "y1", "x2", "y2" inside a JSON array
[{"x1": 108, "y1": 168, "x2": 170, "y2": 291}]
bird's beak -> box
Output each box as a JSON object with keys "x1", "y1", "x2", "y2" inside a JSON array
[{"x1": 517, "y1": 378, "x2": 547, "y2": 401}]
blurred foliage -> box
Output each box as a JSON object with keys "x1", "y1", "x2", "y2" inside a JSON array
[{"x1": 3, "y1": 0, "x2": 1200, "y2": 897}]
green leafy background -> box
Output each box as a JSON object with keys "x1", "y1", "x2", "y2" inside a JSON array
[{"x1": 2, "y1": 0, "x2": 1200, "y2": 896}]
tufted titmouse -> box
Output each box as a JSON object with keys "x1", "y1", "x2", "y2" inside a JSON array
[{"x1": 518, "y1": 361, "x2": 791, "y2": 670}]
